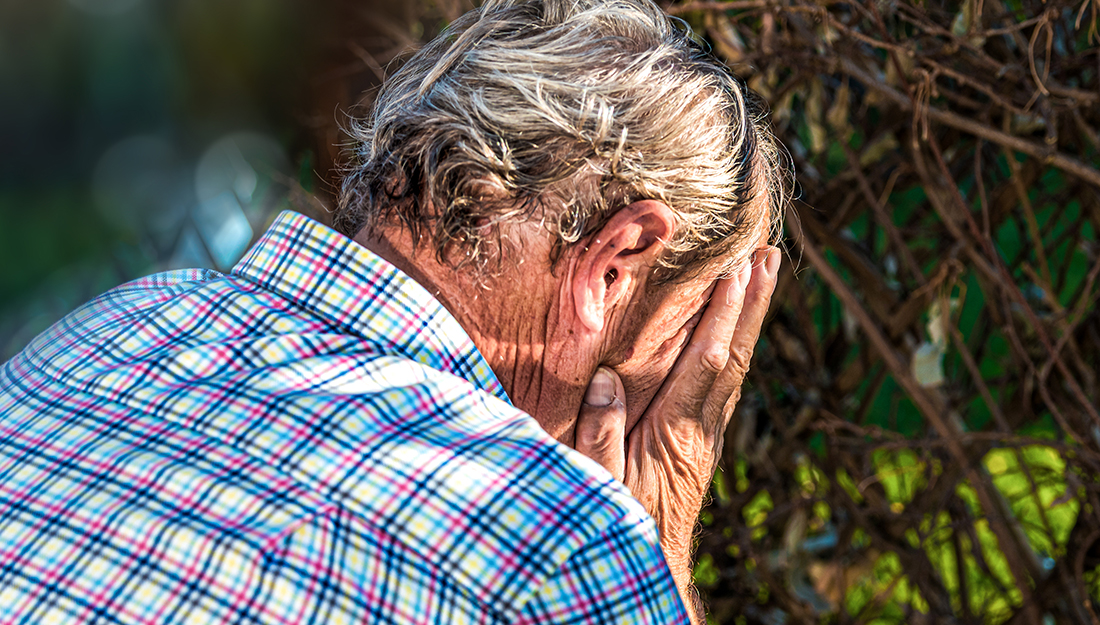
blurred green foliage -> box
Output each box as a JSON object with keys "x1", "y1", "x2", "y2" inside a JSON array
[
  {"x1": 682, "y1": 0, "x2": 1099, "y2": 621},
  {"x1": 0, "y1": 0, "x2": 322, "y2": 352}
]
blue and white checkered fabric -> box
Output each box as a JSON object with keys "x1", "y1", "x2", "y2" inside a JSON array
[{"x1": 0, "y1": 210, "x2": 689, "y2": 624}]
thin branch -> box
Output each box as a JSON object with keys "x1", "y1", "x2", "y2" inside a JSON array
[{"x1": 835, "y1": 57, "x2": 1100, "y2": 189}]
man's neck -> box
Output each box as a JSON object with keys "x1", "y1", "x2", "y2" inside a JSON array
[{"x1": 354, "y1": 225, "x2": 589, "y2": 441}]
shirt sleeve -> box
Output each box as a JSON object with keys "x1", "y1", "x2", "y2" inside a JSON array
[{"x1": 516, "y1": 520, "x2": 692, "y2": 624}]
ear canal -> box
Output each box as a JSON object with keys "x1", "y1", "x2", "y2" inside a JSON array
[
  {"x1": 604, "y1": 268, "x2": 617, "y2": 287},
  {"x1": 572, "y1": 200, "x2": 675, "y2": 335}
]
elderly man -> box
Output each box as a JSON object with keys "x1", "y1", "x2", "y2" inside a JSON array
[{"x1": 0, "y1": 0, "x2": 783, "y2": 623}]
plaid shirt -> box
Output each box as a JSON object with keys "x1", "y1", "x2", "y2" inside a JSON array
[{"x1": 0, "y1": 211, "x2": 688, "y2": 624}]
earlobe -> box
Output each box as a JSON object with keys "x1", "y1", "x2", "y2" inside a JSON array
[{"x1": 571, "y1": 200, "x2": 675, "y2": 335}]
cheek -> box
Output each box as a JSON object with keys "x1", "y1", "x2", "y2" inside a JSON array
[
  {"x1": 613, "y1": 304, "x2": 706, "y2": 430},
  {"x1": 610, "y1": 280, "x2": 714, "y2": 430},
  {"x1": 615, "y1": 338, "x2": 684, "y2": 431}
]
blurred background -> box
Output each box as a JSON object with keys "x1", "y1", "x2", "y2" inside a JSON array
[
  {"x1": 0, "y1": 0, "x2": 321, "y2": 356},
  {"x1": 2, "y1": 0, "x2": 1099, "y2": 623}
]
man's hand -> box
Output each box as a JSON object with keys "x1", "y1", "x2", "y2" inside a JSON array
[{"x1": 573, "y1": 247, "x2": 780, "y2": 621}]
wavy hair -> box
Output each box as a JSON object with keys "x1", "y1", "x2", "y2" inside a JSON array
[{"x1": 336, "y1": 0, "x2": 788, "y2": 282}]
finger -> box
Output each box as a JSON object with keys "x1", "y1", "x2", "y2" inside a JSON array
[
  {"x1": 575, "y1": 366, "x2": 627, "y2": 482},
  {"x1": 642, "y1": 257, "x2": 752, "y2": 436},
  {"x1": 704, "y1": 246, "x2": 781, "y2": 428},
  {"x1": 649, "y1": 258, "x2": 754, "y2": 420},
  {"x1": 731, "y1": 246, "x2": 781, "y2": 373}
]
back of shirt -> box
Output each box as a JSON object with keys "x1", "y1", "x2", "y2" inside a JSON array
[{"x1": 0, "y1": 211, "x2": 688, "y2": 624}]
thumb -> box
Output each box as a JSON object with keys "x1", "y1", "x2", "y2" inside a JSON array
[{"x1": 574, "y1": 366, "x2": 627, "y2": 482}]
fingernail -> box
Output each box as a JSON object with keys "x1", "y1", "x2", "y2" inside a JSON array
[
  {"x1": 583, "y1": 367, "x2": 616, "y2": 407},
  {"x1": 764, "y1": 246, "x2": 781, "y2": 279},
  {"x1": 730, "y1": 261, "x2": 753, "y2": 304}
]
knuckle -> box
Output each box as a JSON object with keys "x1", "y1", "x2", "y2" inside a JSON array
[
  {"x1": 727, "y1": 347, "x2": 753, "y2": 376},
  {"x1": 699, "y1": 343, "x2": 730, "y2": 375},
  {"x1": 577, "y1": 420, "x2": 622, "y2": 453}
]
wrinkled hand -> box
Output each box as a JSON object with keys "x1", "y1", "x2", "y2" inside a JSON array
[{"x1": 574, "y1": 247, "x2": 780, "y2": 620}]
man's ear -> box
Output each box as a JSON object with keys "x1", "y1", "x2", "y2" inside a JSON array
[{"x1": 572, "y1": 200, "x2": 675, "y2": 333}]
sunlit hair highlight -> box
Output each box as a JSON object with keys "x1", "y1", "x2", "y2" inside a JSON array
[{"x1": 336, "y1": 0, "x2": 788, "y2": 282}]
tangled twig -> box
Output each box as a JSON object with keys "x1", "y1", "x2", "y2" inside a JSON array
[{"x1": 662, "y1": 0, "x2": 1100, "y2": 622}]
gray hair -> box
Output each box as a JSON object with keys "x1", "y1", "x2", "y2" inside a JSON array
[{"x1": 336, "y1": 0, "x2": 786, "y2": 282}]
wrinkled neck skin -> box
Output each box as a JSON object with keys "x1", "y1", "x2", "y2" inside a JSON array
[{"x1": 355, "y1": 224, "x2": 608, "y2": 445}]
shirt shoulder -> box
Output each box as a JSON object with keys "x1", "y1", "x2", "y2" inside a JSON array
[
  {"x1": 517, "y1": 518, "x2": 691, "y2": 623},
  {"x1": 0, "y1": 212, "x2": 683, "y2": 622},
  {"x1": 306, "y1": 358, "x2": 670, "y2": 620},
  {"x1": 12, "y1": 268, "x2": 224, "y2": 375}
]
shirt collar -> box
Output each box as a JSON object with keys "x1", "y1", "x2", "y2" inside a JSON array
[{"x1": 232, "y1": 210, "x2": 509, "y2": 404}]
